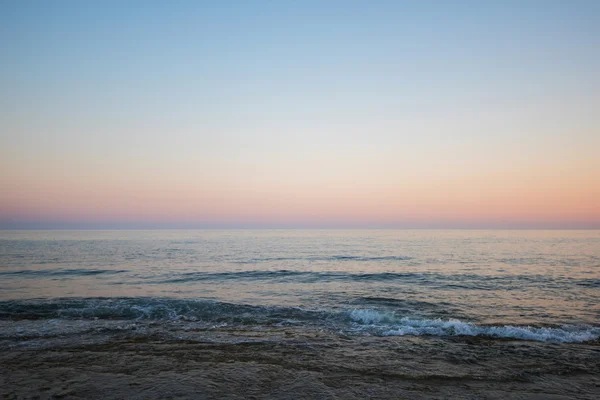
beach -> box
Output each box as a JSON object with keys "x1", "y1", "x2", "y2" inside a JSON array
[{"x1": 2, "y1": 321, "x2": 600, "y2": 399}]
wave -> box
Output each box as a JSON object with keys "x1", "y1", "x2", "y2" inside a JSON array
[
  {"x1": 133, "y1": 270, "x2": 430, "y2": 284},
  {"x1": 137, "y1": 270, "x2": 465, "y2": 285},
  {"x1": 124, "y1": 270, "x2": 591, "y2": 291},
  {"x1": 3, "y1": 267, "x2": 595, "y2": 295},
  {"x1": 157, "y1": 270, "x2": 312, "y2": 283},
  {"x1": 0, "y1": 269, "x2": 127, "y2": 277},
  {"x1": 0, "y1": 298, "x2": 332, "y2": 325},
  {"x1": 347, "y1": 309, "x2": 600, "y2": 343},
  {"x1": 576, "y1": 278, "x2": 600, "y2": 288},
  {"x1": 234, "y1": 255, "x2": 412, "y2": 264},
  {"x1": 0, "y1": 298, "x2": 598, "y2": 343}
]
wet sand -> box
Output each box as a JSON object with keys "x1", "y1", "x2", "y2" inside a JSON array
[{"x1": 1, "y1": 323, "x2": 600, "y2": 399}]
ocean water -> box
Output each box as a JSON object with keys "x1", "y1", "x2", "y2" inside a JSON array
[{"x1": 1, "y1": 229, "x2": 599, "y2": 343}]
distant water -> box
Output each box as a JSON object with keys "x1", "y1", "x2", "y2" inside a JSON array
[{"x1": 1, "y1": 230, "x2": 599, "y2": 343}]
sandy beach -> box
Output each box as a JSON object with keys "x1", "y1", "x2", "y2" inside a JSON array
[{"x1": 2, "y1": 322, "x2": 599, "y2": 399}]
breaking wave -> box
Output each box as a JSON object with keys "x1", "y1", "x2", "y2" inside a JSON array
[
  {"x1": 0, "y1": 298, "x2": 598, "y2": 343},
  {"x1": 348, "y1": 309, "x2": 600, "y2": 343}
]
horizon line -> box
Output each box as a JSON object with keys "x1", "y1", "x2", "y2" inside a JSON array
[{"x1": 1, "y1": 227, "x2": 599, "y2": 231}]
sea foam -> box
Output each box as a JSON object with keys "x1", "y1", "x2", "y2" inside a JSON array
[{"x1": 348, "y1": 309, "x2": 600, "y2": 343}]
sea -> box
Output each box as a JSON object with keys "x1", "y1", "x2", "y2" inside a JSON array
[{"x1": 1, "y1": 229, "x2": 599, "y2": 344}]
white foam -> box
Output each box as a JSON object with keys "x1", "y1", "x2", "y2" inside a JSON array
[
  {"x1": 348, "y1": 309, "x2": 396, "y2": 324},
  {"x1": 348, "y1": 309, "x2": 600, "y2": 343}
]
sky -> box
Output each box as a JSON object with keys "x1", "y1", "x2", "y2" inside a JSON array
[{"x1": 1, "y1": 1, "x2": 599, "y2": 229}]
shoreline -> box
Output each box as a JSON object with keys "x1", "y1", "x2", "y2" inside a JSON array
[{"x1": 2, "y1": 324, "x2": 599, "y2": 399}]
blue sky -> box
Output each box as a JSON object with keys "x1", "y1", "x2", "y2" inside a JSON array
[{"x1": 1, "y1": 1, "x2": 599, "y2": 228}]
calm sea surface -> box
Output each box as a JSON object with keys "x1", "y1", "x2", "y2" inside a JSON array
[{"x1": 1, "y1": 230, "x2": 599, "y2": 342}]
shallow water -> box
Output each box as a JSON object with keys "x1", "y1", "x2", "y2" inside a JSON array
[{"x1": 1, "y1": 230, "x2": 599, "y2": 343}]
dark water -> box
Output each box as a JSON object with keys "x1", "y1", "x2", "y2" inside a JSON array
[{"x1": 1, "y1": 230, "x2": 599, "y2": 343}]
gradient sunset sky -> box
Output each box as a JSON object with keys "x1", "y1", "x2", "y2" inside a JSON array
[{"x1": 1, "y1": 1, "x2": 599, "y2": 229}]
